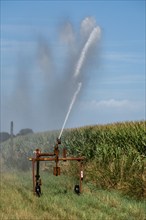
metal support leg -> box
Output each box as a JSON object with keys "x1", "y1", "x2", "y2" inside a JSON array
[
  {"x1": 79, "y1": 162, "x2": 83, "y2": 193},
  {"x1": 35, "y1": 160, "x2": 41, "y2": 196},
  {"x1": 32, "y1": 159, "x2": 35, "y2": 194}
]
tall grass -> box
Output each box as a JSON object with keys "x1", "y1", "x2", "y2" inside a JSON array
[{"x1": 1, "y1": 172, "x2": 146, "y2": 220}]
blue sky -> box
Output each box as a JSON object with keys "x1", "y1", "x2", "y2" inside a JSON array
[{"x1": 1, "y1": 0, "x2": 145, "y2": 133}]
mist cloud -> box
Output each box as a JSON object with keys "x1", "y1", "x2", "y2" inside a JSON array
[{"x1": 8, "y1": 17, "x2": 101, "y2": 133}]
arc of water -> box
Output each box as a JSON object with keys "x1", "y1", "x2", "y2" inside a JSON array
[
  {"x1": 74, "y1": 26, "x2": 101, "y2": 78},
  {"x1": 58, "y1": 82, "x2": 82, "y2": 139},
  {"x1": 58, "y1": 26, "x2": 101, "y2": 139}
]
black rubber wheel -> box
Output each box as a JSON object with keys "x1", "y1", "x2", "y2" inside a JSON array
[
  {"x1": 35, "y1": 185, "x2": 41, "y2": 197},
  {"x1": 74, "y1": 184, "x2": 80, "y2": 195}
]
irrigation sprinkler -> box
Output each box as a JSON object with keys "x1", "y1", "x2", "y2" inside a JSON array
[
  {"x1": 29, "y1": 138, "x2": 84, "y2": 196},
  {"x1": 29, "y1": 82, "x2": 84, "y2": 196}
]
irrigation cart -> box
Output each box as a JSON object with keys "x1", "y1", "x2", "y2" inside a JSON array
[{"x1": 29, "y1": 138, "x2": 84, "y2": 196}]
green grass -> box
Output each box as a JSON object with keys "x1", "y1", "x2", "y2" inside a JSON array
[{"x1": 1, "y1": 171, "x2": 146, "y2": 220}]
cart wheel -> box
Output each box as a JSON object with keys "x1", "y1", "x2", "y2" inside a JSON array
[
  {"x1": 74, "y1": 185, "x2": 80, "y2": 195},
  {"x1": 35, "y1": 185, "x2": 41, "y2": 197}
]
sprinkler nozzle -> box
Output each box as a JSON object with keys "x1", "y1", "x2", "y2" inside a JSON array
[{"x1": 57, "y1": 138, "x2": 61, "y2": 144}]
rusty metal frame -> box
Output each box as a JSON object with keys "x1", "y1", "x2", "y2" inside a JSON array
[{"x1": 29, "y1": 139, "x2": 84, "y2": 195}]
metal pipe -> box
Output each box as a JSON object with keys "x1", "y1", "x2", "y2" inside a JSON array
[
  {"x1": 38, "y1": 153, "x2": 55, "y2": 157},
  {"x1": 79, "y1": 162, "x2": 83, "y2": 193},
  {"x1": 30, "y1": 157, "x2": 84, "y2": 161},
  {"x1": 32, "y1": 159, "x2": 35, "y2": 194},
  {"x1": 36, "y1": 161, "x2": 40, "y2": 180}
]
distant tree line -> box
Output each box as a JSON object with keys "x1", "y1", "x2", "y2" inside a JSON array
[
  {"x1": 17, "y1": 128, "x2": 33, "y2": 136},
  {"x1": 0, "y1": 128, "x2": 33, "y2": 143},
  {"x1": 0, "y1": 132, "x2": 11, "y2": 142}
]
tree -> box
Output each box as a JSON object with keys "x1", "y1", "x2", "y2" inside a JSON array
[{"x1": 17, "y1": 128, "x2": 33, "y2": 136}]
